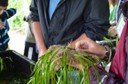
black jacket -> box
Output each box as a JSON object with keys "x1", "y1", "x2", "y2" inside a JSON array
[{"x1": 30, "y1": 0, "x2": 110, "y2": 48}]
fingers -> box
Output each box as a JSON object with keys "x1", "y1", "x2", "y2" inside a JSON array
[
  {"x1": 75, "y1": 41, "x2": 81, "y2": 50},
  {"x1": 38, "y1": 49, "x2": 47, "y2": 58},
  {"x1": 0, "y1": 19, "x2": 5, "y2": 29},
  {"x1": 75, "y1": 40, "x2": 88, "y2": 51},
  {"x1": 69, "y1": 33, "x2": 88, "y2": 49},
  {"x1": 108, "y1": 26, "x2": 117, "y2": 36}
]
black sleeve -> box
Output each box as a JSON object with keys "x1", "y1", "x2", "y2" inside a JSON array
[
  {"x1": 29, "y1": 0, "x2": 39, "y2": 21},
  {"x1": 84, "y1": 0, "x2": 110, "y2": 41}
]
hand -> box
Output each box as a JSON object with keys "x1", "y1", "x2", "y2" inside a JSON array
[
  {"x1": 74, "y1": 37, "x2": 106, "y2": 58},
  {"x1": 0, "y1": 20, "x2": 5, "y2": 28},
  {"x1": 108, "y1": 25, "x2": 117, "y2": 36},
  {"x1": 38, "y1": 49, "x2": 47, "y2": 58},
  {"x1": 69, "y1": 33, "x2": 88, "y2": 48},
  {"x1": 108, "y1": 21, "x2": 117, "y2": 37}
]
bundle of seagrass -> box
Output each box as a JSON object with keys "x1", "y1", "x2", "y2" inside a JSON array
[{"x1": 28, "y1": 45, "x2": 102, "y2": 84}]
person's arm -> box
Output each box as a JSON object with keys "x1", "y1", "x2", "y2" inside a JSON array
[
  {"x1": 29, "y1": 0, "x2": 47, "y2": 57},
  {"x1": 32, "y1": 22, "x2": 47, "y2": 57},
  {"x1": 5, "y1": 20, "x2": 9, "y2": 30}
]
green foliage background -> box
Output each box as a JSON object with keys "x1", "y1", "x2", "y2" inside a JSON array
[{"x1": 8, "y1": 0, "x2": 31, "y2": 30}]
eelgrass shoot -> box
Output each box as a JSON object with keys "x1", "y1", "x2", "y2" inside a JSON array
[{"x1": 28, "y1": 45, "x2": 102, "y2": 84}]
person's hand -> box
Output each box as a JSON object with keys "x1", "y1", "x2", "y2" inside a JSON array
[
  {"x1": 0, "y1": 20, "x2": 5, "y2": 28},
  {"x1": 74, "y1": 37, "x2": 106, "y2": 58},
  {"x1": 108, "y1": 25, "x2": 117, "y2": 37},
  {"x1": 38, "y1": 49, "x2": 47, "y2": 58},
  {"x1": 108, "y1": 21, "x2": 117, "y2": 37},
  {"x1": 69, "y1": 33, "x2": 88, "y2": 48}
]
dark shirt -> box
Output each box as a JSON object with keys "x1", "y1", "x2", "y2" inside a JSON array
[
  {"x1": 30, "y1": 0, "x2": 110, "y2": 48},
  {"x1": 0, "y1": 20, "x2": 10, "y2": 51}
]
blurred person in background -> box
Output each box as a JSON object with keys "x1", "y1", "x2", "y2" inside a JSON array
[
  {"x1": 24, "y1": 14, "x2": 38, "y2": 62},
  {"x1": 108, "y1": 0, "x2": 117, "y2": 37},
  {"x1": 108, "y1": 0, "x2": 127, "y2": 38},
  {"x1": 0, "y1": 0, "x2": 10, "y2": 51}
]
